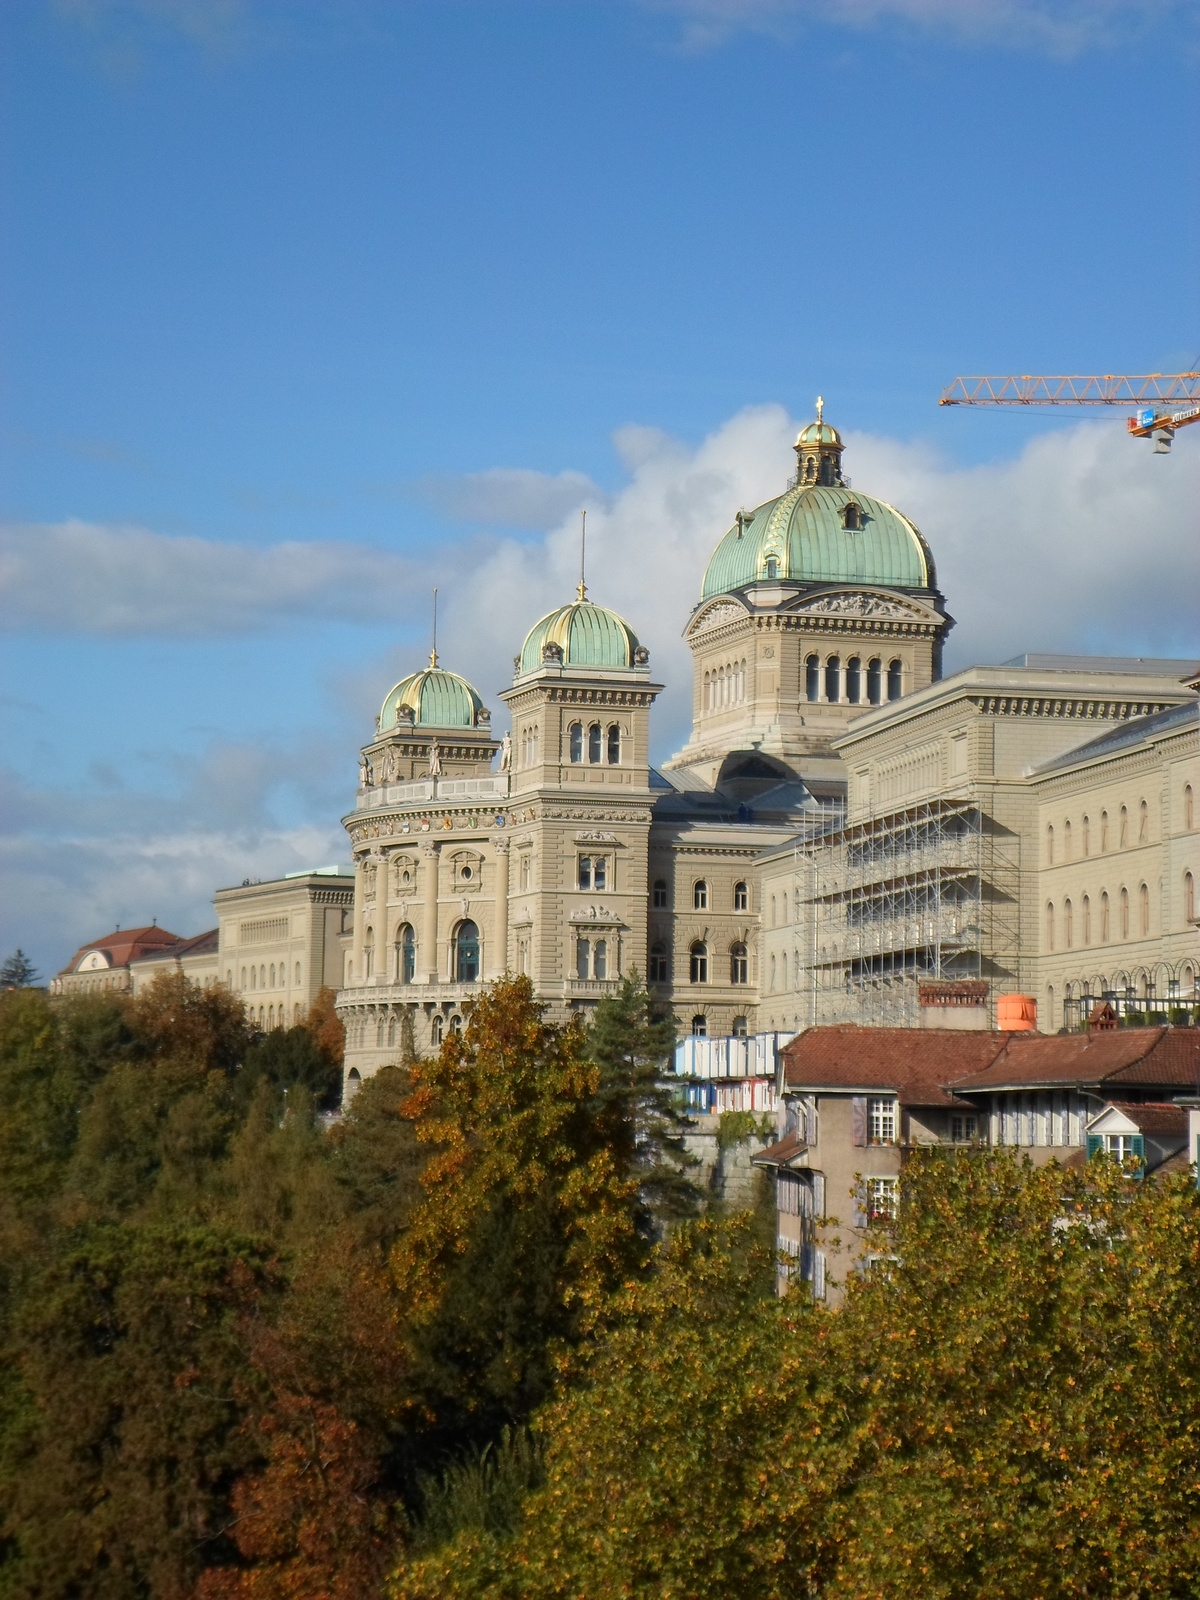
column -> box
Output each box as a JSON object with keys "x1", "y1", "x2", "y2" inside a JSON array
[
  {"x1": 421, "y1": 843, "x2": 440, "y2": 984},
  {"x1": 492, "y1": 839, "x2": 510, "y2": 977},
  {"x1": 351, "y1": 854, "x2": 365, "y2": 986}
]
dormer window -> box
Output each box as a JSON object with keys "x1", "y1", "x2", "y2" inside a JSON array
[
  {"x1": 842, "y1": 501, "x2": 861, "y2": 531},
  {"x1": 764, "y1": 558, "x2": 778, "y2": 579}
]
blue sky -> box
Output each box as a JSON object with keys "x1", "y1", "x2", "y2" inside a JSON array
[{"x1": 2, "y1": 0, "x2": 1198, "y2": 976}]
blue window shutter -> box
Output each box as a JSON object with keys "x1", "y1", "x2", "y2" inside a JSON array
[
  {"x1": 851, "y1": 1096, "x2": 868, "y2": 1147},
  {"x1": 1131, "y1": 1133, "x2": 1145, "y2": 1177},
  {"x1": 1086, "y1": 1134, "x2": 1103, "y2": 1160}
]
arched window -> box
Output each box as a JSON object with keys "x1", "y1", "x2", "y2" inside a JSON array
[
  {"x1": 226, "y1": 969, "x2": 233, "y2": 987},
  {"x1": 396, "y1": 923, "x2": 415, "y2": 983},
  {"x1": 1119, "y1": 805, "x2": 1129, "y2": 848},
  {"x1": 1064, "y1": 820, "x2": 1072, "y2": 861},
  {"x1": 1187, "y1": 871, "x2": 1195, "y2": 922},
  {"x1": 649, "y1": 943, "x2": 669, "y2": 983},
  {"x1": 691, "y1": 1014, "x2": 707, "y2": 1037},
  {"x1": 363, "y1": 929, "x2": 374, "y2": 980},
  {"x1": 769, "y1": 953, "x2": 776, "y2": 991},
  {"x1": 606, "y1": 724, "x2": 621, "y2": 764},
  {"x1": 576, "y1": 937, "x2": 591, "y2": 980},
  {"x1": 241, "y1": 967, "x2": 247, "y2": 989},
  {"x1": 588, "y1": 722, "x2": 602, "y2": 763},
  {"x1": 449, "y1": 1014, "x2": 462, "y2": 1036},
  {"x1": 1187, "y1": 785, "x2": 1195, "y2": 830},
  {"x1": 269, "y1": 964, "x2": 276, "y2": 987},
  {"x1": 250, "y1": 965, "x2": 257, "y2": 990},
  {"x1": 1083, "y1": 894, "x2": 1091, "y2": 944},
  {"x1": 846, "y1": 656, "x2": 862, "y2": 703},
  {"x1": 693, "y1": 880, "x2": 708, "y2": 910},
  {"x1": 867, "y1": 657, "x2": 882, "y2": 705},
  {"x1": 1138, "y1": 799, "x2": 1148, "y2": 844},
  {"x1": 653, "y1": 879, "x2": 668, "y2": 908},
  {"x1": 1120, "y1": 888, "x2": 1129, "y2": 940},
  {"x1": 346, "y1": 1066, "x2": 362, "y2": 1099},
  {"x1": 1065, "y1": 898, "x2": 1073, "y2": 949},
  {"x1": 733, "y1": 880, "x2": 748, "y2": 911},
  {"x1": 730, "y1": 943, "x2": 748, "y2": 984},
  {"x1": 387, "y1": 1015, "x2": 396, "y2": 1047},
  {"x1": 689, "y1": 942, "x2": 708, "y2": 983},
  {"x1": 1140, "y1": 882, "x2": 1149, "y2": 936},
  {"x1": 1101, "y1": 811, "x2": 1109, "y2": 851},
  {"x1": 455, "y1": 920, "x2": 480, "y2": 982},
  {"x1": 1045, "y1": 902, "x2": 1054, "y2": 952},
  {"x1": 805, "y1": 654, "x2": 820, "y2": 702},
  {"x1": 569, "y1": 722, "x2": 583, "y2": 763},
  {"x1": 268, "y1": 1005, "x2": 275, "y2": 1028},
  {"x1": 732, "y1": 1015, "x2": 748, "y2": 1038},
  {"x1": 260, "y1": 965, "x2": 266, "y2": 989},
  {"x1": 765, "y1": 557, "x2": 778, "y2": 579},
  {"x1": 1101, "y1": 891, "x2": 1110, "y2": 940},
  {"x1": 594, "y1": 939, "x2": 607, "y2": 980},
  {"x1": 1082, "y1": 815, "x2": 1090, "y2": 856},
  {"x1": 294, "y1": 1003, "x2": 301, "y2": 1023},
  {"x1": 1046, "y1": 825, "x2": 1054, "y2": 866},
  {"x1": 431, "y1": 1014, "x2": 444, "y2": 1046},
  {"x1": 825, "y1": 655, "x2": 841, "y2": 703},
  {"x1": 842, "y1": 502, "x2": 861, "y2": 531},
  {"x1": 887, "y1": 659, "x2": 903, "y2": 700}
]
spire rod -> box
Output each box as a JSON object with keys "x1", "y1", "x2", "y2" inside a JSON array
[
  {"x1": 429, "y1": 587, "x2": 438, "y2": 668},
  {"x1": 815, "y1": 395, "x2": 824, "y2": 426},
  {"x1": 576, "y1": 508, "x2": 587, "y2": 601}
]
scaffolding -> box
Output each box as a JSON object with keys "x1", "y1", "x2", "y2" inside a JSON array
[{"x1": 794, "y1": 797, "x2": 1021, "y2": 1028}]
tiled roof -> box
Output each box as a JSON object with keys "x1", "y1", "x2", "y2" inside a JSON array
[
  {"x1": 63, "y1": 924, "x2": 180, "y2": 975},
  {"x1": 950, "y1": 1028, "x2": 1200, "y2": 1094},
  {"x1": 1098, "y1": 1101, "x2": 1187, "y2": 1137},
  {"x1": 781, "y1": 1026, "x2": 1002, "y2": 1109},
  {"x1": 751, "y1": 1132, "x2": 809, "y2": 1168},
  {"x1": 130, "y1": 928, "x2": 219, "y2": 964}
]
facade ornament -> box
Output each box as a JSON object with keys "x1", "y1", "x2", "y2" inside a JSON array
[
  {"x1": 692, "y1": 599, "x2": 745, "y2": 634},
  {"x1": 499, "y1": 731, "x2": 512, "y2": 770},
  {"x1": 382, "y1": 746, "x2": 399, "y2": 782},
  {"x1": 796, "y1": 592, "x2": 926, "y2": 620},
  {"x1": 359, "y1": 754, "x2": 372, "y2": 788},
  {"x1": 428, "y1": 739, "x2": 443, "y2": 778}
]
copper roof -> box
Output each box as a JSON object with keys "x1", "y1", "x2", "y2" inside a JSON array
[
  {"x1": 63, "y1": 924, "x2": 181, "y2": 975},
  {"x1": 781, "y1": 1026, "x2": 1002, "y2": 1109}
]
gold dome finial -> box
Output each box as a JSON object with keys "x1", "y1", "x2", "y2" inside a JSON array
[
  {"x1": 576, "y1": 508, "x2": 588, "y2": 601},
  {"x1": 429, "y1": 587, "x2": 439, "y2": 668},
  {"x1": 815, "y1": 395, "x2": 824, "y2": 425}
]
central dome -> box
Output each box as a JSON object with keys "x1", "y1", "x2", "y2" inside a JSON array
[
  {"x1": 701, "y1": 484, "x2": 935, "y2": 600},
  {"x1": 518, "y1": 598, "x2": 641, "y2": 673},
  {"x1": 379, "y1": 665, "x2": 484, "y2": 729}
]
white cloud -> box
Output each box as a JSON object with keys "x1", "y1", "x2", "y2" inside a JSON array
[
  {"x1": 644, "y1": 0, "x2": 1179, "y2": 53},
  {"x1": 0, "y1": 520, "x2": 421, "y2": 636},
  {"x1": 416, "y1": 467, "x2": 604, "y2": 530}
]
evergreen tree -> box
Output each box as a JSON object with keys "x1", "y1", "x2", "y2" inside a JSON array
[
  {"x1": 0, "y1": 950, "x2": 39, "y2": 988},
  {"x1": 584, "y1": 975, "x2": 699, "y2": 1228}
]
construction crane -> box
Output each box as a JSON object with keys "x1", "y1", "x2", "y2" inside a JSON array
[{"x1": 939, "y1": 372, "x2": 1200, "y2": 452}]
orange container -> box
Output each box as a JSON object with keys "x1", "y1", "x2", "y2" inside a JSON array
[{"x1": 997, "y1": 993, "x2": 1038, "y2": 1032}]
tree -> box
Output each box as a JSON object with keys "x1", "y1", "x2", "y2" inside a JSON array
[
  {"x1": 240, "y1": 1024, "x2": 342, "y2": 1109},
  {"x1": 583, "y1": 975, "x2": 699, "y2": 1229},
  {"x1": 0, "y1": 950, "x2": 39, "y2": 988}
]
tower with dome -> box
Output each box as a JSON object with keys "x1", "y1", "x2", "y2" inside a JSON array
[{"x1": 336, "y1": 407, "x2": 954, "y2": 1081}]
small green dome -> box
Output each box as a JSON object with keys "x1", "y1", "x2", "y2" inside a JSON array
[
  {"x1": 379, "y1": 665, "x2": 485, "y2": 729},
  {"x1": 795, "y1": 419, "x2": 843, "y2": 448},
  {"x1": 519, "y1": 598, "x2": 641, "y2": 673},
  {"x1": 701, "y1": 485, "x2": 935, "y2": 601}
]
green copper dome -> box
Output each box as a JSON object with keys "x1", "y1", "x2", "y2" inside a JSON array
[
  {"x1": 701, "y1": 485, "x2": 936, "y2": 600},
  {"x1": 379, "y1": 664, "x2": 485, "y2": 729},
  {"x1": 519, "y1": 598, "x2": 641, "y2": 673}
]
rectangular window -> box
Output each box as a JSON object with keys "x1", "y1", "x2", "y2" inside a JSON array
[
  {"x1": 578, "y1": 857, "x2": 592, "y2": 890},
  {"x1": 868, "y1": 1097, "x2": 897, "y2": 1144},
  {"x1": 1105, "y1": 1133, "x2": 1138, "y2": 1161},
  {"x1": 950, "y1": 1115, "x2": 977, "y2": 1144},
  {"x1": 865, "y1": 1177, "x2": 898, "y2": 1223}
]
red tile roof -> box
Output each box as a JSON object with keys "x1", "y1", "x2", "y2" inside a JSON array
[
  {"x1": 781, "y1": 1026, "x2": 1004, "y2": 1109},
  {"x1": 751, "y1": 1132, "x2": 809, "y2": 1168},
  {"x1": 1099, "y1": 1101, "x2": 1188, "y2": 1137},
  {"x1": 949, "y1": 1028, "x2": 1200, "y2": 1094},
  {"x1": 129, "y1": 928, "x2": 219, "y2": 963},
  {"x1": 62, "y1": 925, "x2": 181, "y2": 976}
]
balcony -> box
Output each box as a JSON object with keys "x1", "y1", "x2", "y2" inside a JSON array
[
  {"x1": 356, "y1": 774, "x2": 510, "y2": 812},
  {"x1": 338, "y1": 980, "x2": 484, "y2": 1008},
  {"x1": 562, "y1": 977, "x2": 622, "y2": 1002}
]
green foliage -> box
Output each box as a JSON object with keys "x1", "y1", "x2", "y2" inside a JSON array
[
  {"x1": 240, "y1": 1024, "x2": 343, "y2": 1109},
  {"x1": 410, "y1": 1429, "x2": 544, "y2": 1556},
  {"x1": 391, "y1": 1150, "x2": 1200, "y2": 1600},
  {"x1": 715, "y1": 1108, "x2": 774, "y2": 1148},
  {"x1": 0, "y1": 951, "x2": 39, "y2": 988}
]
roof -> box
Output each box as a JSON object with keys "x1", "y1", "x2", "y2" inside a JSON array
[
  {"x1": 1095, "y1": 1101, "x2": 1188, "y2": 1138},
  {"x1": 1032, "y1": 699, "x2": 1198, "y2": 776},
  {"x1": 518, "y1": 598, "x2": 641, "y2": 673},
  {"x1": 751, "y1": 1132, "x2": 809, "y2": 1169},
  {"x1": 781, "y1": 1026, "x2": 998, "y2": 1109},
  {"x1": 63, "y1": 924, "x2": 181, "y2": 975},
  {"x1": 1001, "y1": 653, "x2": 1200, "y2": 678},
  {"x1": 949, "y1": 1028, "x2": 1200, "y2": 1094},
  {"x1": 130, "y1": 928, "x2": 219, "y2": 964},
  {"x1": 379, "y1": 665, "x2": 485, "y2": 730}
]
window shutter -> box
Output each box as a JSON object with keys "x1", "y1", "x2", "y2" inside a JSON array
[
  {"x1": 1131, "y1": 1133, "x2": 1145, "y2": 1178},
  {"x1": 1086, "y1": 1134, "x2": 1102, "y2": 1161},
  {"x1": 852, "y1": 1181, "x2": 867, "y2": 1229},
  {"x1": 812, "y1": 1172, "x2": 826, "y2": 1218},
  {"x1": 851, "y1": 1096, "x2": 868, "y2": 1147},
  {"x1": 813, "y1": 1251, "x2": 826, "y2": 1301}
]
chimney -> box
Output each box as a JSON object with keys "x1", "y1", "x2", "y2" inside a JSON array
[
  {"x1": 920, "y1": 980, "x2": 990, "y2": 1031},
  {"x1": 997, "y1": 993, "x2": 1038, "y2": 1033}
]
